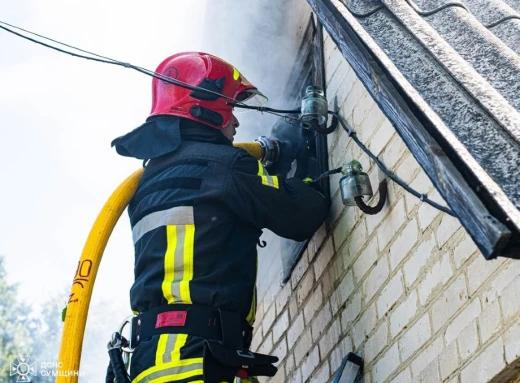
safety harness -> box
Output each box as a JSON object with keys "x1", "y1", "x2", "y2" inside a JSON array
[{"x1": 106, "y1": 304, "x2": 278, "y2": 383}]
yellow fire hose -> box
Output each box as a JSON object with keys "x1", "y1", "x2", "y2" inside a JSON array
[{"x1": 57, "y1": 142, "x2": 263, "y2": 382}]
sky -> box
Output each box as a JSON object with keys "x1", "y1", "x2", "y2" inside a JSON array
[
  {"x1": 0, "y1": 0, "x2": 209, "y2": 378},
  {"x1": 0, "y1": 0, "x2": 311, "y2": 379}
]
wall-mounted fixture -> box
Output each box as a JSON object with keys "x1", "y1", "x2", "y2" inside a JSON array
[
  {"x1": 340, "y1": 160, "x2": 387, "y2": 215},
  {"x1": 301, "y1": 85, "x2": 328, "y2": 126},
  {"x1": 333, "y1": 352, "x2": 363, "y2": 383}
]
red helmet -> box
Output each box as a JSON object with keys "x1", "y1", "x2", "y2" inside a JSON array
[{"x1": 149, "y1": 52, "x2": 267, "y2": 129}]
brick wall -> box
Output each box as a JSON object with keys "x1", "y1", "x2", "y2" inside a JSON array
[{"x1": 251, "y1": 27, "x2": 520, "y2": 383}]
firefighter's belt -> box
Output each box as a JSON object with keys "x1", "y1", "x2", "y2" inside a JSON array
[{"x1": 130, "y1": 304, "x2": 251, "y2": 348}]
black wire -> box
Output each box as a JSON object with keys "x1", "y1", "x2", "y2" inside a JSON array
[
  {"x1": 330, "y1": 112, "x2": 456, "y2": 217},
  {"x1": 0, "y1": 21, "x2": 242, "y2": 104},
  {"x1": 230, "y1": 103, "x2": 302, "y2": 114}
]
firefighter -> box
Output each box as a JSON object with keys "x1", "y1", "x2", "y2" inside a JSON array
[{"x1": 111, "y1": 52, "x2": 328, "y2": 383}]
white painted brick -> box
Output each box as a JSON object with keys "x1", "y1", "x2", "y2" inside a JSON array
[
  {"x1": 404, "y1": 171, "x2": 433, "y2": 214},
  {"x1": 381, "y1": 135, "x2": 408, "y2": 171},
  {"x1": 369, "y1": 119, "x2": 395, "y2": 157},
  {"x1": 453, "y1": 234, "x2": 479, "y2": 269},
  {"x1": 318, "y1": 317, "x2": 342, "y2": 357},
  {"x1": 403, "y1": 233, "x2": 436, "y2": 287},
  {"x1": 314, "y1": 236, "x2": 335, "y2": 281},
  {"x1": 342, "y1": 80, "x2": 366, "y2": 118},
  {"x1": 330, "y1": 270, "x2": 355, "y2": 316},
  {"x1": 275, "y1": 282, "x2": 292, "y2": 315},
  {"x1": 351, "y1": 304, "x2": 377, "y2": 348},
  {"x1": 499, "y1": 274, "x2": 520, "y2": 322},
  {"x1": 395, "y1": 153, "x2": 422, "y2": 185},
  {"x1": 364, "y1": 321, "x2": 389, "y2": 363},
  {"x1": 322, "y1": 256, "x2": 344, "y2": 298},
  {"x1": 390, "y1": 291, "x2": 418, "y2": 337},
  {"x1": 287, "y1": 312, "x2": 305, "y2": 347},
  {"x1": 291, "y1": 249, "x2": 310, "y2": 288},
  {"x1": 272, "y1": 309, "x2": 290, "y2": 345},
  {"x1": 289, "y1": 295, "x2": 298, "y2": 321},
  {"x1": 504, "y1": 321, "x2": 520, "y2": 364},
  {"x1": 417, "y1": 359, "x2": 440, "y2": 383},
  {"x1": 481, "y1": 260, "x2": 519, "y2": 306},
  {"x1": 270, "y1": 363, "x2": 286, "y2": 383},
  {"x1": 399, "y1": 314, "x2": 432, "y2": 361},
  {"x1": 258, "y1": 332, "x2": 273, "y2": 356},
  {"x1": 377, "y1": 199, "x2": 408, "y2": 251},
  {"x1": 310, "y1": 361, "x2": 330, "y2": 383},
  {"x1": 337, "y1": 68, "x2": 358, "y2": 105},
  {"x1": 340, "y1": 290, "x2": 362, "y2": 331},
  {"x1": 410, "y1": 337, "x2": 443, "y2": 377},
  {"x1": 288, "y1": 367, "x2": 302, "y2": 383},
  {"x1": 435, "y1": 214, "x2": 461, "y2": 248},
  {"x1": 262, "y1": 303, "x2": 277, "y2": 335},
  {"x1": 353, "y1": 236, "x2": 379, "y2": 282},
  {"x1": 294, "y1": 328, "x2": 312, "y2": 365},
  {"x1": 373, "y1": 343, "x2": 400, "y2": 383},
  {"x1": 325, "y1": 48, "x2": 344, "y2": 87},
  {"x1": 286, "y1": 353, "x2": 296, "y2": 377},
  {"x1": 347, "y1": 219, "x2": 368, "y2": 259},
  {"x1": 329, "y1": 190, "x2": 347, "y2": 228},
  {"x1": 390, "y1": 368, "x2": 411, "y2": 383},
  {"x1": 333, "y1": 208, "x2": 357, "y2": 251},
  {"x1": 445, "y1": 299, "x2": 481, "y2": 345},
  {"x1": 304, "y1": 284, "x2": 324, "y2": 324},
  {"x1": 460, "y1": 337, "x2": 505, "y2": 383},
  {"x1": 273, "y1": 338, "x2": 288, "y2": 366},
  {"x1": 418, "y1": 253, "x2": 453, "y2": 306},
  {"x1": 438, "y1": 341, "x2": 459, "y2": 381},
  {"x1": 329, "y1": 336, "x2": 352, "y2": 375},
  {"x1": 432, "y1": 274, "x2": 468, "y2": 331},
  {"x1": 311, "y1": 301, "x2": 332, "y2": 342},
  {"x1": 417, "y1": 202, "x2": 441, "y2": 232},
  {"x1": 359, "y1": 103, "x2": 386, "y2": 142},
  {"x1": 296, "y1": 269, "x2": 315, "y2": 306},
  {"x1": 478, "y1": 299, "x2": 501, "y2": 343},
  {"x1": 377, "y1": 270, "x2": 404, "y2": 318},
  {"x1": 301, "y1": 345, "x2": 320, "y2": 383},
  {"x1": 363, "y1": 256, "x2": 390, "y2": 303},
  {"x1": 457, "y1": 320, "x2": 479, "y2": 361},
  {"x1": 308, "y1": 223, "x2": 328, "y2": 262},
  {"x1": 389, "y1": 218, "x2": 419, "y2": 270},
  {"x1": 466, "y1": 255, "x2": 502, "y2": 295},
  {"x1": 326, "y1": 60, "x2": 349, "y2": 100}
]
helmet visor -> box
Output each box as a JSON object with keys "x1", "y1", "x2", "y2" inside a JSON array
[{"x1": 234, "y1": 88, "x2": 268, "y2": 113}]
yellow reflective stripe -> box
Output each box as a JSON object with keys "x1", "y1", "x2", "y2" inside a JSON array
[
  {"x1": 162, "y1": 226, "x2": 177, "y2": 304},
  {"x1": 272, "y1": 176, "x2": 279, "y2": 189},
  {"x1": 246, "y1": 288, "x2": 256, "y2": 324},
  {"x1": 138, "y1": 334, "x2": 203, "y2": 383},
  {"x1": 233, "y1": 67, "x2": 240, "y2": 80},
  {"x1": 180, "y1": 224, "x2": 195, "y2": 304},
  {"x1": 257, "y1": 161, "x2": 266, "y2": 176},
  {"x1": 155, "y1": 334, "x2": 169, "y2": 366},
  {"x1": 256, "y1": 161, "x2": 279, "y2": 189}
]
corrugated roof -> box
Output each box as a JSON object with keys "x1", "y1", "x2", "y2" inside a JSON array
[
  {"x1": 345, "y1": 0, "x2": 520, "y2": 211},
  {"x1": 308, "y1": 0, "x2": 520, "y2": 257}
]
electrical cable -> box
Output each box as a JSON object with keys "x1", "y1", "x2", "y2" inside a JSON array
[
  {"x1": 0, "y1": 21, "x2": 244, "y2": 104},
  {"x1": 330, "y1": 112, "x2": 456, "y2": 217},
  {"x1": 0, "y1": 20, "x2": 456, "y2": 217}
]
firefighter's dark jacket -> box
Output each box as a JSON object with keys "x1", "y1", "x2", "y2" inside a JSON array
[{"x1": 124, "y1": 116, "x2": 328, "y2": 321}]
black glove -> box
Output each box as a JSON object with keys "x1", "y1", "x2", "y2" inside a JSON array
[{"x1": 265, "y1": 139, "x2": 295, "y2": 177}]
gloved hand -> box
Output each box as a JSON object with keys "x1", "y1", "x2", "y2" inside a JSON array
[{"x1": 265, "y1": 139, "x2": 295, "y2": 178}]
